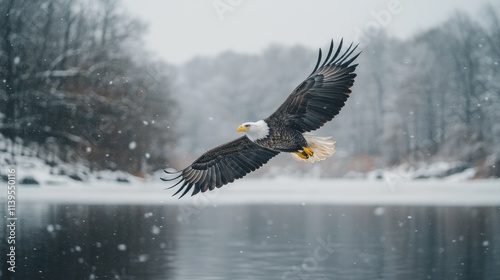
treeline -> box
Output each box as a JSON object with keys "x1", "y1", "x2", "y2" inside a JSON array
[
  {"x1": 174, "y1": 6, "x2": 500, "y2": 177},
  {"x1": 0, "y1": 0, "x2": 175, "y2": 175},
  {"x1": 346, "y1": 7, "x2": 500, "y2": 177}
]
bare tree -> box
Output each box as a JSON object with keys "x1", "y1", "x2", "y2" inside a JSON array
[{"x1": 0, "y1": 0, "x2": 175, "y2": 175}]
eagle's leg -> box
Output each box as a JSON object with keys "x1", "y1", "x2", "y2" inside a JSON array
[
  {"x1": 294, "y1": 147, "x2": 314, "y2": 159},
  {"x1": 302, "y1": 147, "x2": 314, "y2": 156},
  {"x1": 294, "y1": 151, "x2": 308, "y2": 159}
]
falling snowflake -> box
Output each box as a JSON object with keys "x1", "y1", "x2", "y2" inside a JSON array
[
  {"x1": 151, "y1": 226, "x2": 161, "y2": 235},
  {"x1": 129, "y1": 141, "x2": 137, "y2": 150}
]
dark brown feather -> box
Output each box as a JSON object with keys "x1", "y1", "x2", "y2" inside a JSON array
[
  {"x1": 266, "y1": 39, "x2": 360, "y2": 133},
  {"x1": 163, "y1": 136, "x2": 279, "y2": 198}
]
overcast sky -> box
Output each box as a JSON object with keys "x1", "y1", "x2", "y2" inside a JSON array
[{"x1": 122, "y1": 0, "x2": 493, "y2": 65}]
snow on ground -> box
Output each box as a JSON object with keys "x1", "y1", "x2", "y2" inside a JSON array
[
  {"x1": 1, "y1": 140, "x2": 141, "y2": 186},
  {"x1": 2, "y1": 176, "x2": 499, "y2": 206},
  {"x1": 1, "y1": 140, "x2": 499, "y2": 206}
]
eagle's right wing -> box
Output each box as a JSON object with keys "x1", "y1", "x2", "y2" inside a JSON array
[{"x1": 162, "y1": 136, "x2": 279, "y2": 198}]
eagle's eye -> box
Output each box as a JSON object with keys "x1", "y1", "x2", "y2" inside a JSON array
[{"x1": 244, "y1": 124, "x2": 250, "y2": 128}]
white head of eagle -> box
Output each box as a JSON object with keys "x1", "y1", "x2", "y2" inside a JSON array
[
  {"x1": 163, "y1": 39, "x2": 360, "y2": 198},
  {"x1": 237, "y1": 120, "x2": 270, "y2": 141}
]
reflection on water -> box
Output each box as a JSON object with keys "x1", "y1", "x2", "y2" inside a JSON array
[{"x1": 1, "y1": 202, "x2": 499, "y2": 280}]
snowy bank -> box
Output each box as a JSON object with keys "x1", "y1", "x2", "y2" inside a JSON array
[
  {"x1": 2, "y1": 140, "x2": 498, "y2": 206},
  {"x1": 3, "y1": 177, "x2": 499, "y2": 206}
]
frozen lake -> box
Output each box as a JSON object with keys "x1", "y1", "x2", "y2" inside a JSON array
[{"x1": 1, "y1": 179, "x2": 500, "y2": 279}]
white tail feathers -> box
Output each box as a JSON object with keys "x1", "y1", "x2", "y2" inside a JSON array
[{"x1": 291, "y1": 134, "x2": 336, "y2": 163}]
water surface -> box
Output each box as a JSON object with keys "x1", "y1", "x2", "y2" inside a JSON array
[{"x1": 1, "y1": 202, "x2": 499, "y2": 279}]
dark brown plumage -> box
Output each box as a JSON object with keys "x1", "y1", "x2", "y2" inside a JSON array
[
  {"x1": 164, "y1": 136, "x2": 279, "y2": 197},
  {"x1": 266, "y1": 40, "x2": 359, "y2": 133}
]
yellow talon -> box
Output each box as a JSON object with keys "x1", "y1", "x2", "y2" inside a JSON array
[
  {"x1": 294, "y1": 151, "x2": 309, "y2": 159},
  {"x1": 294, "y1": 147, "x2": 313, "y2": 159},
  {"x1": 302, "y1": 147, "x2": 313, "y2": 156}
]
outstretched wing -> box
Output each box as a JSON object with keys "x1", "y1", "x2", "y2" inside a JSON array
[
  {"x1": 266, "y1": 39, "x2": 360, "y2": 133},
  {"x1": 162, "y1": 136, "x2": 279, "y2": 198}
]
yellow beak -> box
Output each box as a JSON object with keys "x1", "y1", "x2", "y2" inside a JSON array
[{"x1": 237, "y1": 125, "x2": 247, "y2": 132}]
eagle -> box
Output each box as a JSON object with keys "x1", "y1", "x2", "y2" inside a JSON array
[{"x1": 163, "y1": 39, "x2": 360, "y2": 198}]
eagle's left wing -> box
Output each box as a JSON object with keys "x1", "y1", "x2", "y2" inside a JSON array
[
  {"x1": 162, "y1": 136, "x2": 279, "y2": 198},
  {"x1": 266, "y1": 39, "x2": 360, "y2": 133}
]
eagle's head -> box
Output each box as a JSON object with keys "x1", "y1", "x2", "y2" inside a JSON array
[{"x1": 237, "y1": 120, "x2": 269, "y2": 141}]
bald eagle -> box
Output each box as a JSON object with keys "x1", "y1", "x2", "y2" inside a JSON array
[{"x1": 163, "y1": 39, "x2": 360, "y2": 197}]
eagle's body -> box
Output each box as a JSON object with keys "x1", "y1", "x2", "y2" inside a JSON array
[
  {"x1": 163, "y1": 39, "x2": 360, "y2": 197},
  {"x1": 254, "y1": 121, "x2": 307, "y2": 152}
]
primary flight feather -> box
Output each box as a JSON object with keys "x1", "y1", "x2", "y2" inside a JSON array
[{"x1": 163, "y1": 39, "x2": 360, "y2": 198}]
